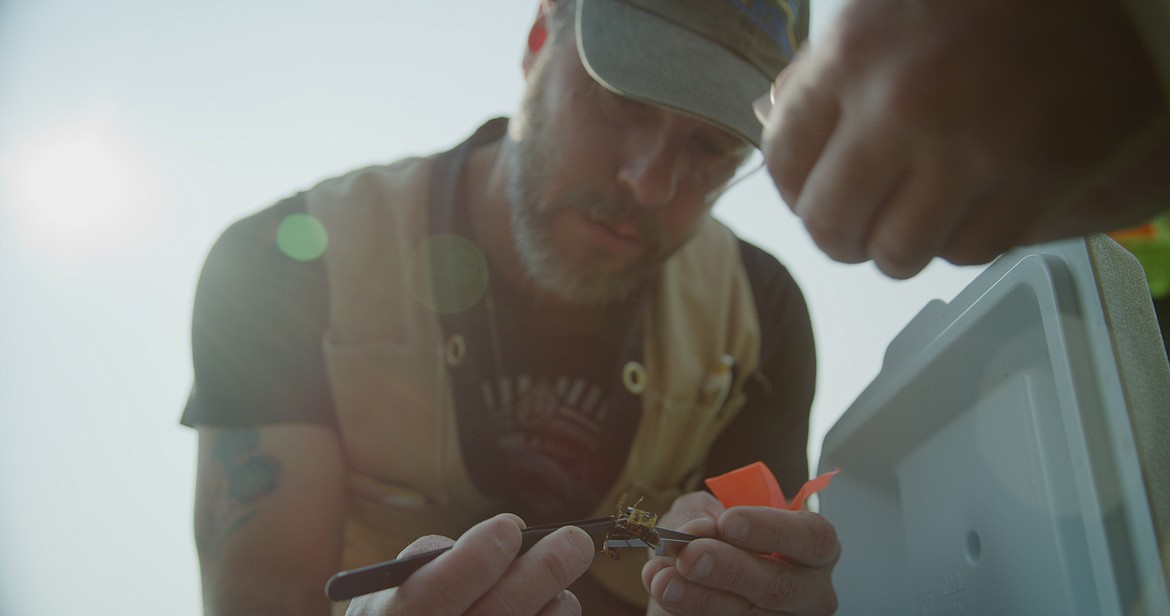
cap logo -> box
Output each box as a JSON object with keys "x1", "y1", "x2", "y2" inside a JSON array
[{"x1": 724, "y1": 0, "x2": 799, "y2": 59}]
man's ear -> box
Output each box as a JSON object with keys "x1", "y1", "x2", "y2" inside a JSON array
[{"x1": 522, "y1": 1, "x2": 551, "y2": 76}]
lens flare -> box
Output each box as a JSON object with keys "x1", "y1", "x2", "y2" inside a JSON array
[
  {"x1": 408, "y1": 233, "x2": 489, "y2": 314},
  {"x1": 276, "y1": 213, "x2": 328, "y2": 261}
]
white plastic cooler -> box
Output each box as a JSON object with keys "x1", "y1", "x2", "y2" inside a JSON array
[{"x1": 818, "y1": 235, "x2": 1170, "y2": 615}]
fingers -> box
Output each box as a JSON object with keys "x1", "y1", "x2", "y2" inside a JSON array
[
  {"x1": 642, "y1": 491, "x2": 724, "y2": 611},
  {"x1": 719, "y1": 508, "x2": 840, "y2": 569},
  {"x1": 762, "y1": 0, "x2": 1170, "y2": 276},
  {"x1": 643, "y1": 496, "x2": 841, "y2": 615},
  {"x1": 467, "y1": 524, "x2": 594, "y2": 616},
  {"x1": 863, "y1": 148, "x2": 989, "y2": 278},
  {"x1": 534, "y1": 591, "x2": 582, "y2": 616},
  {"x1": 793, "y1": 91, "x2": 916, "y2": 264},
  {"x1": 642, "y1": 509, "x2": 840, "y2": 615},
  {"x1": 766, "y1": 54, "x2": 974, "y2": 274},
  {"x1": 390, "y1": 514, "x2": 525, "y2": 615},
  {"x1": 656, "y1": 491, "x2": 723, "y2": 534},
  {"x1": 763, "y1": 4, "x2": 907, "y2": 266},
  {"x1": 647, "y1": 556, "x2": 838, "y2": 616},
  {"x1": 771, "y1": 88, "x2": 1006, "y2": 278},
  {"x1": 641, "y1": 556, "x2": 671, "y2": 599},
  {"x1": 385, "y1": 515, "x2": 592, "y2": 616},
  {"x1": 347, "y1": 514, "x2": 589, "y2": 616},
  {"x1": 1028, "y1": 123, "x2": 1170, "y2": 244},
  {"x1": 647, "y1": 563, "x2": 725, "y2": 615},
  {"x1": 688, "y1": 508, "x2": 838, "y2": 612},
  {"x1": 943, "y1": 197, "x2": 1033, "y2": 266},
  {"x1": 397, "y1": 534, "x2": 456, "y2": 559},
  {"x1": 940, "y1": 119, "x2": 1170, "y2": 267},
  {"x1": 762, "y1": 53, "x2": 841, "y2": 212}
]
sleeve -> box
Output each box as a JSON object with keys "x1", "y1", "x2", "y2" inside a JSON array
[
  {"x1": 181, "y1": 193, "x2": 335, "y2": 428},
  {"x1": 704, "y1": 240, "x2": 816, "y2": 499}
]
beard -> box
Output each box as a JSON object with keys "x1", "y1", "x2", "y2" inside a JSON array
[{"x1": 506, "y1": 79, "x2": 670, "y2": 305}]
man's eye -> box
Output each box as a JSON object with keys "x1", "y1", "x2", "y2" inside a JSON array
[
  {"x1": 694, "y1": 137, "x2": 730, "y2": 159},
  {"x1": 694, "y1": 135, "x2": 750, "y2": 165}
]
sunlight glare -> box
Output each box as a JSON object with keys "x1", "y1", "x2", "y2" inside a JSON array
[{"x1": 2, "y1": 120, "x2": 159, "y2": 260}]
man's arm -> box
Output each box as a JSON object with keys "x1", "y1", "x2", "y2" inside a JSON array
[{"x1": 193, "y1": 424, "x2": 347, "y2": 616}]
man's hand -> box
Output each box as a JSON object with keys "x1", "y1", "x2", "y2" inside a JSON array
[
  {"x1": 763, "y1": 0, "x2": 1169, "y2": 278},
  {"x1": 641, "y1": 492, "x2": 839, "y2": 615},
  {"x1": 346, "y1": 514, "x2": 595, "y2": 616}
]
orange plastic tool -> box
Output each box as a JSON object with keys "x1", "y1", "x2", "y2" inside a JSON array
[{"x1": 705, "y1": 461, "x2": 839, "y2": 511}]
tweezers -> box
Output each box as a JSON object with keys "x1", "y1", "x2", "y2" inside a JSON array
[{"x1": 324, "y1": 514, "x2": 699, "y2": 601}]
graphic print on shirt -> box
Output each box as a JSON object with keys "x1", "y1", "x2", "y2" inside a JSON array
[{"x1": 480, "y1": 371, "x2": 614, "y2": 521}]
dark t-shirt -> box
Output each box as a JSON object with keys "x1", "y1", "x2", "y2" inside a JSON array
[{"x1": 182, "y1": 120, "x2": 817, "y2": 522}]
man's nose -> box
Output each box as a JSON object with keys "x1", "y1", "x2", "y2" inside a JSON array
[{"x1": 616, "y1": 133, "x2": 684, "y2": 207}]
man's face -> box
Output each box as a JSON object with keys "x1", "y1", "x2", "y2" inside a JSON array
[{"x1": 507, "y1": 32, "x2": 751, "y2": 305}]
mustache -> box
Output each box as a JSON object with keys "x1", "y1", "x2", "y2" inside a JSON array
[{"x1": 549, "y1": 189, "x2": 667, "y2": 254}]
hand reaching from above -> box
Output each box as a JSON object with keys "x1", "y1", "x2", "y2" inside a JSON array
[{"x1": 763, "y1": 0, "x2": 1170, "y2": 278}]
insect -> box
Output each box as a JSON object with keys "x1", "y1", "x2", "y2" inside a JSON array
[{"x1": 602, "y1": 494, "x2": 661, "y2": 560}]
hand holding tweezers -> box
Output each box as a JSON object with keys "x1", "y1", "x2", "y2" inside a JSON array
[{"x1": 324, "y1": 514, "x2": 699, "y2": 602}]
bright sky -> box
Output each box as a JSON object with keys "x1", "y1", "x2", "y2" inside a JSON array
[{"x1": 0, "y1": 2, "x2": 981, "y2": 614}]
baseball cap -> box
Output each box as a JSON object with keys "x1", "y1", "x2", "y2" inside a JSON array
[{"x1": 575, "y1": 0, "x2": 808, "y2": 147}]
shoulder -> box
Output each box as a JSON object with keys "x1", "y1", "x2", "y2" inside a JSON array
[
  {"x1": 687, "y1": 219, "x2": 803, "y2": 296},
  {"x1": 196, "y1": 192, "x2": 327, "y2": 334},
  {"x1": 736, "y1": 237, "x2": 796, "y2": 290},
  {"x1": 670, "y1": 219, "x2": 811, "y2": 346},
  {"x1": 300, "y1": 157, "x2": 437, "y2": 274},
  {"x1": 303, "y1": 157, "x2": 433, "y2": 220},
  {"x1": 732, "y1": 234, "x2": 814, "y2": 366},
  {"x1": 187, "y1": 193, "x2": 334, "y2": 426},
  {"x1": 734, "y1": 235, "x2": 807, "y2": 321},
  {"x1": 202, "y1": 193, "x2": 310, "y2": 287}
]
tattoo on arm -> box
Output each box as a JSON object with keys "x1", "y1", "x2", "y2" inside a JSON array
[{"x1": 196, "y1": 428, "x2": 282, "y2": 555}]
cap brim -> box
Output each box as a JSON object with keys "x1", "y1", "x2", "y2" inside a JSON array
[{"x1": 576, "y1": 0, "x2": 772, "y2": 147}]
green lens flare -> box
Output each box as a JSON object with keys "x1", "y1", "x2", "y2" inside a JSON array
[
  {"x1": 408, "y1": 233, "x2": 489, "y2": 314},
  {"x1": 276, "y1": 213, "x2": 328, "y2": 261}
]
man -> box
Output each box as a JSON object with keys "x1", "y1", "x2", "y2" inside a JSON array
[
  {"x1": 762, "y1": 0, "x2": 1170, "y2": 279},
  {"x1": 183, "y1": 1, "x2": 838, "y2": 615}
]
